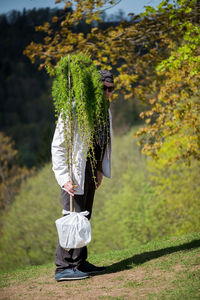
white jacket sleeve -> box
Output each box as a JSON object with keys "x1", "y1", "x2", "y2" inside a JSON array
[{"x1": 51, "y1": 116, "x2": 70, "y2": 187}]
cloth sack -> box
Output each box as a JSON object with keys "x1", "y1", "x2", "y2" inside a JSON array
[{"x1": 55, "y1": 211, "x2": 91, "y2": 250}]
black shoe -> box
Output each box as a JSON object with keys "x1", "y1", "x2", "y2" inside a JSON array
[{"x1": 78, "y1": 261, "x2": 106, "y2": 275}]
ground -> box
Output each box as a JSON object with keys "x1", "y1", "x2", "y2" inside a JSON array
[{"x1": 1, "y1": 234, "x2": 200, "y2": 299}]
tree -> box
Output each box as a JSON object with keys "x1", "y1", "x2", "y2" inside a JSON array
[
  {"x1": 0, "y1": 132, "x2": 34, "y2": 213},
  {"x1": 0, "y1": 8, "x2": 58, "y2": 167},
  {"x1": 50, "y1": 53, "x2": 110, "y2": 210},
  {"x1": 24, "y1": 0, "x2": 200, "y2": 163},
  {"x1": 136, "y1": 0, "x2": 200, "y2": 162}
]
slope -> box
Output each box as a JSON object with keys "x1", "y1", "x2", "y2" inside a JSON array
[{"x1": 0, "y1": 233, "x2": 200, "y2": 300}]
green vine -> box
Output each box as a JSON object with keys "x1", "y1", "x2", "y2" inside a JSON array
[{"x1": 50, "y1": 53, "x2": 110, "y2": 186}]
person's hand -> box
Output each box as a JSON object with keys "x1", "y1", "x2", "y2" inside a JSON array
[
  {"x1": 96, "y1": 171, "x2": 103, "y2": 189},
  {"x1": 63, "y1": 181, "x2": 78, "y2": 196}
]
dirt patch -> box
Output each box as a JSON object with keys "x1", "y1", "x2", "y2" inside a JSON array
[{"x1": 0, "y1": 266, "x2": 179, "y2": 300}]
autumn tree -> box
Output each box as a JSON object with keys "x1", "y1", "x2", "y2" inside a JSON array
[
  {"x1": 0, "y1": 132, "x2": 34, "y2": 213},
  {"x1": 136, "y1": 0, "x2": 200, "y2": 162},
  {"x1": 24, "y1": 0, "x2": 200, "y2": 163}
]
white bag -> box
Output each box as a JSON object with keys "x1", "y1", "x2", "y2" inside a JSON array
[{"x1": 55, "y1": 211, "x2": 91, "y2": 250}]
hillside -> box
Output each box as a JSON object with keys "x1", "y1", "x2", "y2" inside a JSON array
[
  {"x1": 0, "y1": 233, "x2": 200, "y2": 300},
  {"x1": 0, "y1": 127, "x2": 200, "y2": 274}
]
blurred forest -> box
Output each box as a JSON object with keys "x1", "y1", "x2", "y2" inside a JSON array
[
  {"x1": 0, "y1": 7, "x2": 143, "y2": 168},
  {"x1": 0, "y1": 8, "x2": 56, "y2": 168}
]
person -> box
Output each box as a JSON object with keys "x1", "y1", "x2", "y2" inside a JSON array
[{"x1": 51, "y1": 70, "x2": 114, "y2": 281}]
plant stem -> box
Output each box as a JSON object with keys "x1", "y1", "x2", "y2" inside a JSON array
[{"x1": 68, "y1": 54, "x2": 74, "y2": 212}]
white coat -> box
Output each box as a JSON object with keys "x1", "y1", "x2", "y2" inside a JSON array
[{"x1": 51, "y1": 109, "x2": 112, "y2": 195}]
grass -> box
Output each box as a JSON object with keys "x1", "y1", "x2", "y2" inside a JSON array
[
  {"x1": 0, "y1": 232, "x2": 200, "y2": 299},
  {"x1": 0, "y1": 263, "x2": 54, "y2": 288}
]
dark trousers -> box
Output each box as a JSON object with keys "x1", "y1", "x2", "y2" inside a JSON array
[{"x1": 55, "y1": 160, "x2": 96, "y2": 273}]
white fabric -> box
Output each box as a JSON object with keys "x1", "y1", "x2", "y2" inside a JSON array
[
  {"x1": 55, "y1": 211, "x2": 91, "y2": 250},
  {"x1": 51, "y1": 109, "x2": 112, "y2": 195}
]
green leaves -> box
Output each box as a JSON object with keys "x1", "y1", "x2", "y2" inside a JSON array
[
  {"x1": 135, "y1": 0, "x2": 200, "y2": 163},
  {"x1": 52, "y1": 53, "x2": 109, "y2": 185}
]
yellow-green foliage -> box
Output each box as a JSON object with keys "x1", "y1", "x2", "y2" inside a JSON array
[
  {"x1": 147, "y1": 133, "x2": 200, "y2": 237},
  {"x1": 0, "y1": 127, "x2": 200, "y2": 271},
  {"x1": 89, "y1": 128, "x2": 155, "y2": 253},
  {"x1": 0, "y1": 164, "x2": 61, "y2": 271},
  {"x1": 25, "y1": 0, "x2": 200, "y2": 163},
  {"x1": 90, "y1": 128, "x2": 200, "y2": 252}
]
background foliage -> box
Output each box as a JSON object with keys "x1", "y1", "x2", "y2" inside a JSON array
[
  {"x1": 147, "y1": 134, "x2": 200, "y2": 237},
  {"x1": 0, "y1": 128, "x2": 199, "y2": 271},
  {"x1": 0, "y1": 7, "x2": 142, "y2": 169},
  {"x1": 0, "y1": 132, "x2": 33, "y2": 216},
  {"x1": 0, "y1": 0, "x2": 199, "y2": 272},
  {"x1": 25, "y1": 0, "x2": 200, "y2": 163},
  {"x1": 0, "y1": 8, "x2": 56, "y2": 168}
]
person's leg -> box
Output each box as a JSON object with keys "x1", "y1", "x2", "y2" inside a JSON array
[
  {"x1": 55, "y1": 190, "x2": 88, "y2": 273},
  {"x1": 81, "y1": 158, "x2": 96, "y2": 220},
  {"x1": 55, "y1": 160, "x2": 96, "y2": 273},
  {"x1": 77, "y1": 162, "x2": 106, "y2": 275}
]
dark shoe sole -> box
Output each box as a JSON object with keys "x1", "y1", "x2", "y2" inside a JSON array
[{"x1": 56, "y1": 275, "x2": 89, "y2": 281}]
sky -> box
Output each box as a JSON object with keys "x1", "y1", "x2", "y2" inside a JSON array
[{"x1": 0, "y1": 0, "x2": 163, "y2": 17}]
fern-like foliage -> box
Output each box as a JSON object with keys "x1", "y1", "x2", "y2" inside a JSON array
[{"x1": 50, "y1": 53, "x2": 110, "y2": 184}]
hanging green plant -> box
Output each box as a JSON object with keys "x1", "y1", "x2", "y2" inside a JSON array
[{"x1": 50, "y1": 53, "x2": 110, "y2": 190}]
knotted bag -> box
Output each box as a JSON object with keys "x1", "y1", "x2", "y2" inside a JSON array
[{"x1": 55, "y1": 211, "x2": 91, "y2": 250}]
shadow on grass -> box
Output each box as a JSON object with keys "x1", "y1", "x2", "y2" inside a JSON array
[{"x1": 106, "y1": 239, "x2": 200, "y2": 274}]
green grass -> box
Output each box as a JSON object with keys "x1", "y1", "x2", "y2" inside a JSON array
[
  {"x1": 0, "y1": 232, "x2": 199, "y2": 299},
  {"x1": 0, "y1": 263, "x2": 54, "y2": 288}
]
